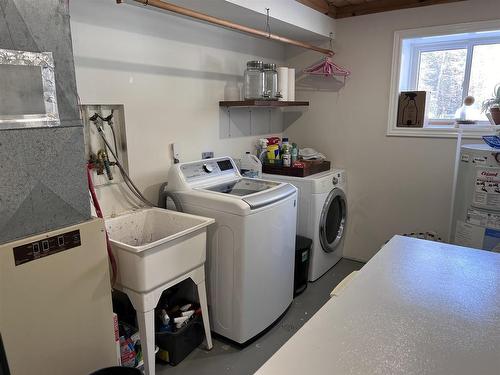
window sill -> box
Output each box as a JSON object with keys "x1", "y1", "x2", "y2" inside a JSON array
[{"x1": 387, "y1": 125, "x2": 499, "y2": 139}]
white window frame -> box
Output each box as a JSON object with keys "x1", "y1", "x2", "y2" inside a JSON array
[{"x1": 388, "y1": 20, "x2": 500, "y2": 138}]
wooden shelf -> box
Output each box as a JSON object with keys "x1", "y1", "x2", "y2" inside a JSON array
[{"x1": 219, "y1": 100, "x2": 309, "y2": 108}]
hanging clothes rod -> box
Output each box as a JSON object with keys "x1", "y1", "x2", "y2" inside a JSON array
[{"x1": 116, "y1": 0, "x2": 334, "y2": 56}]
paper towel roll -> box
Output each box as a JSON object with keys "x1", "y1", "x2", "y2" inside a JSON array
[
  {"x1": 287, "y1": 68, "x2": 295, "y2": 101},
  {"x1": 277, "y1": 67, "x2": 288, "y2": 101}
]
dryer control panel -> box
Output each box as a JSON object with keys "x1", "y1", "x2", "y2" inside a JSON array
[
  {"x1": 332, "y1": 170, "x2": 346, "y2": 186},
  {"x1": 180, "y1": 157, "x2": 239, "y2": 182}
]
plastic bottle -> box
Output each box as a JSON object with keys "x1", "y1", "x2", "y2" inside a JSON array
[
  {"x1": 267, "y1": 144, "x2": 280, "y2": 164},
  {"x1": 282, "y1": 138, "x2": 291, "y2": 167},
  {"x1": 240, "y1": 152, "x2": 262, "y2": 178},
  {"x1": 291, "y1": 143, "x2": 298, "y2": 164},
  {"x1": 256, "y1": 138, "x2": 269, "y2": 162}
]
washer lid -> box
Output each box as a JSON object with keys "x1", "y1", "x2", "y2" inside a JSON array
[
  {"x1": 203, "y1": 178, "x2": 280, "y2": 196},
  {"x1": 197, "y1": 178, "x2": 297, "y2": 210}
]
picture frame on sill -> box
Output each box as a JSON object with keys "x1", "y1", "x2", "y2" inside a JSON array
[{"x1": 396, "y1": 91, "x2": 427, "y2": 128}]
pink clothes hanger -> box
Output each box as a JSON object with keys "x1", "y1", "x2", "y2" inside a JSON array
[{"x1": 303, "y1": 33, "x2": 351, "y2": 79}]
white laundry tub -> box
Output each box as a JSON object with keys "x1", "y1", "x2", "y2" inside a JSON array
[{"x1": 105, "y1": 208, "x2": 214, "y2": 293}]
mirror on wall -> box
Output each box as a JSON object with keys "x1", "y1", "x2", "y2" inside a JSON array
[{"x1": 0, "y1": 49, "x2": 59, "y2": 129}]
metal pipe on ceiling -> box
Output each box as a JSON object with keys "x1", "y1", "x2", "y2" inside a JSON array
[{"x1": 116, "y1": 0, "x2": 334, "y2": 56}]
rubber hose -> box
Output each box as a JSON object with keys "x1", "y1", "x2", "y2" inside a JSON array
[{"x1": 158, "y1": 182, "x2": 183, "y2": 212}]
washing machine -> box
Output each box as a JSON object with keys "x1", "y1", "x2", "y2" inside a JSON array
[
  {"x1": 167, "y1": 157, "x2": 298, "y2": 344},
  {"x1": 263, "y1": 170, "x2": 347, "y2": 281}
]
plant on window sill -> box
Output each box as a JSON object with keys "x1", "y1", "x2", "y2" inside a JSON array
[{"x1": 482, "y1": 84, "x2": 500, "y2": 125}]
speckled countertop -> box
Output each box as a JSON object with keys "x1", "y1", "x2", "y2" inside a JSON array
[{"x1": 255, "y1": 235, "x2": 500, "y2": 375}]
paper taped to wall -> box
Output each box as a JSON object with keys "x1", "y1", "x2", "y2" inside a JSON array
[
  {"x1": 455, "y1": 221, "x2": 484, "y2": 248},
  {"x1": 473, "y1": 168, "x2": 500, "y2": 209},
  {"x1": 455, "y1": 220, "x2": 500, "y2": 252},
  {"x1": 466, "y1": 208, "x2": 500, "y2": 229}
]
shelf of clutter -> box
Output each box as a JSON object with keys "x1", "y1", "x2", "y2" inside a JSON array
[{"x1": 219, "y1": 100, "x2": 309, "y2": 108}]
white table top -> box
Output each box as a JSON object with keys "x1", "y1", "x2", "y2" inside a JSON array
[{"x1": 255, "y1": 236, "x2": 500, "y2": 375}]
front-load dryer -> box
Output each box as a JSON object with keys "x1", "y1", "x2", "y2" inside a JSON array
[{"x1": 263, "y1": 170, "x2": 347, "y2": 281}]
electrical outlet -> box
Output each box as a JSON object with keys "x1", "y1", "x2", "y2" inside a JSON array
[{"x1": 202, "y1": 152, "x2": 214, "y2": 159}]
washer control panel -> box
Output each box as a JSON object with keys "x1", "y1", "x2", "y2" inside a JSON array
[{"x1": 181, "y1": 157, "x2": 238, "y2": 182}]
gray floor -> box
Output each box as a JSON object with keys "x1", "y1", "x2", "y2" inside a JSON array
[{"x1": 157, "y1": 258, "x2": 364, "y2": 375}]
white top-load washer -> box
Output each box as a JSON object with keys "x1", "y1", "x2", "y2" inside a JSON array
[
  {"x1": 167, "y1": 157, "x2": 298, "y2": 344},
  {"x1": 263, "y1": 170, "x2": 347, "y2": 281}
]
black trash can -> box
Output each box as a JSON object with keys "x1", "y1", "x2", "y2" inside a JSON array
[
  {"x1": 294, "y1": 235, "x2": 312, "y2": 297},
  {"x1": 89, "y1": 367, "x2": 141, "y2": 375}
]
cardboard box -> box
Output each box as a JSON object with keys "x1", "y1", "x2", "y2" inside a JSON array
[{"x1": 397, "y1": 91, "x2": 427, "y2": 128}]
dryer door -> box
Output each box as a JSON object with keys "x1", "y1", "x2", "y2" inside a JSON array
[{"x1": 319, "y1": 187, "x2": 347, "y2": 253}]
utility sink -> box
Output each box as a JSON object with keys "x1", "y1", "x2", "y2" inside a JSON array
[{"x1": 105, "y1": 208, "x2": 214, "y2": 293}]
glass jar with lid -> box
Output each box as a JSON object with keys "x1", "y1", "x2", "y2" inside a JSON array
[
  {"x1": 244, "y1": 61, "x2": 264, "y2": 100},
  {"x1": 263, "y1": 63, "x2": 278, "y2": 100}
]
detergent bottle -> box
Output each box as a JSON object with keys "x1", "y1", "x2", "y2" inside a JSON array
[{"x1": 241, "y1": 152, "x2": 262, "y2": 178}]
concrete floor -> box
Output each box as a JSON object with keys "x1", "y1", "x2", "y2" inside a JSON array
[{"x1": 157, "y1": 258, "x2": 364, "y2": 375}]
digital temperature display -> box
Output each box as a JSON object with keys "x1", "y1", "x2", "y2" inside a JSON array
[{"x1": 217, "y1": 160, "x2": 233, "y2": 171}]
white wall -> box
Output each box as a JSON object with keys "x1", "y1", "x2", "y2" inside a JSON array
[
  {"x1": 226, "y1": 0, "x2": 336, "y2": 38},
  {"x1": 285, "y1": 0, "x2": 500, "y2": 261},
  {"x1": 70, "y1": 0, "x2": 285, "y2": 202}
]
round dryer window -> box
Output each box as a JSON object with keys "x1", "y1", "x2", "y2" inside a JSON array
[{"x1": 319, "y1": 188, "x2": 347, "y2": 253}]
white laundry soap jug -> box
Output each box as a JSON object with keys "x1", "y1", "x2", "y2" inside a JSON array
[{"x1": 240, "y1": 152, "x2": 262, "y2": 178}]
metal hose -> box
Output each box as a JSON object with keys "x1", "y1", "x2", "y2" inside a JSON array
[{"x1": 94, "y1": 122, "x2": 156, "y2": 207}]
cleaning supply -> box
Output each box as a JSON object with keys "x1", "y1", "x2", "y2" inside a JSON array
[
  {"x1": 281, "y1": 138, "x2": 291, "y2": 167},
  {"x1": 256, "y1": 138, "x2": 269, "y2": 163},
  {"x1": 291, "y1": 143, "x2": 298, "y2": 164},
  {"x1": 267, "y1": 144, "x2": 280, "y2": 164},
  {"x1": 267, "y1": 137, "x2": 280, "y2": 146},
  {"x1": 181, "y1": 310, "x2": 195, "y2": 318},
  {"x1": 174, "y1": 316, "x2": 190, "y2": 329},
  {"x1": 241, "y1": 152, "x2": 262, "y2": 178}
]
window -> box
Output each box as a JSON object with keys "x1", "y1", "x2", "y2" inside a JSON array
[{"x1": 388, "y1": 21, "x2": 500, "y2": 137}]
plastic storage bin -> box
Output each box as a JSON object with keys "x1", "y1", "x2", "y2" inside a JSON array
[
  {"x1": 294, "y1": 236, "x2": 312, "y2": 296},
  {"x1": 156, "y1": 314, "x2": 204, "y2": 366}
]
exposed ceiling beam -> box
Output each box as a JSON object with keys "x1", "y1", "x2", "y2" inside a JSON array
[
  {"x1": 296, "y1": 0, "x2": 330, "y2": 14},
  {"x1": 333, "y1": 0, "x2": 466, "y2": 19},
  {"x1": 297, "y1": 0, "x2": 466, "y2": 19}
]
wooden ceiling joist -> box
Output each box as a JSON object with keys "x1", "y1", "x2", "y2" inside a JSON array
[
  {"x1": 333, "y1": 0, "x2": 467, "y2": 19},
  {"x1": 298, "y1": 0, "x2": 466, "y2": 19}
]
